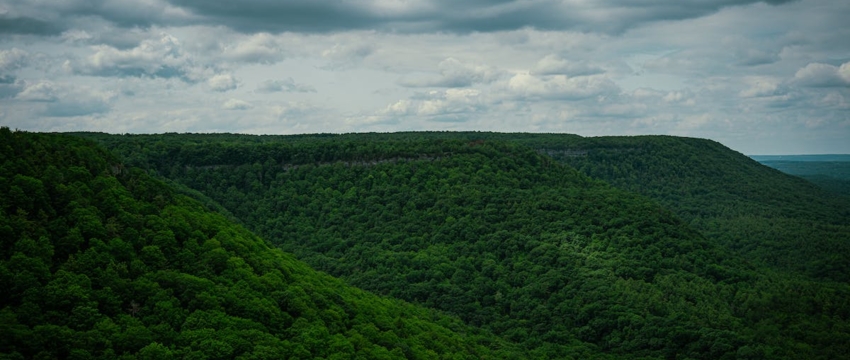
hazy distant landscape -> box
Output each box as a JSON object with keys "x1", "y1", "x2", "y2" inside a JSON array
[{"x1": 753, "y1": 155, "x2": 850, "y2": 197}]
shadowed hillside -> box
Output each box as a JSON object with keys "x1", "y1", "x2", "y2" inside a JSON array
[{"x1": 0, "y1": 129, "x2": 527, "y2": 359}]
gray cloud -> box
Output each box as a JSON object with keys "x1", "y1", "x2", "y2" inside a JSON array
[
  {"x1": 399, "y1": 58, "x2": 502, "y2": 88},
  {"x1": 0, "y1": 0, "x2": 194, "y2": 35},
  {"x1": 0, "y1": 16, "x2": 62, "y2": 35},
  {"x1": 0, "y1": 76, "x2": 24, "y2": 98},
  {"x1": 735, "y1": 48, "x2": 780, "y2": 66},
  {"x1": 256, "y1": 78, "x2": 316, "y2": 93},
  {"x1": 60, "y1": 27, "x2": 153, "y2": 49},
  {"x1": 0, "y1": 0, "x2": 799, "y2": 36},
  {"x1": 15, "y1": 81, "x2": 114, "y2": 117},
  {"x1": 0, "y1": 48, "x2": 28, "y2": 72},
  {"x1": 16, "y1": 81, "x2": 59, "y2": 102},
  {"x1": 164, "y1": 0, "x2": 796, "y2": 34}
]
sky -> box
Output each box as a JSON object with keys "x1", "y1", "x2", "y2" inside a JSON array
[{"x1": 0, "y1": 0, "x2": 848, "y2": 154}]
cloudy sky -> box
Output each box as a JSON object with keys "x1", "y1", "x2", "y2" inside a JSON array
[{"x1": 1, "y1": 0, "x2": 848, "y2": 154}]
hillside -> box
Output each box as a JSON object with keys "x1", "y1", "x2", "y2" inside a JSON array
[
  {"x1": 535, "y1": 135, "x2": 850, "y2": 282},
  {"x1": 0, "y1": 129, "x2": 527, "y2": 359},
  {"x1": 81, "y1": 132, "x2": 850, "y2": 359}
]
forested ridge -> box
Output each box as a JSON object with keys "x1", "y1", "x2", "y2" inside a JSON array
[
  {"x1": 538, "y1": 135, "x2": 850, "y2": 282},
  {"x1": 74, "y1": 131, "x2": 850, "y2": 359},
  {"x1": 0, "y1": 129, "x2": 530, "y2": 359}
]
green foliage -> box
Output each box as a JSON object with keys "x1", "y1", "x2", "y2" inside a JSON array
[
  {"x1": 540, "y1": 136, "x2": 850, "y2": 281},
  {"x1": 0, "y1": 130, "x2": 523, "y2": 359},
  {"x1": 64, "y1": 131, "x2": 850, "y2": 359}
]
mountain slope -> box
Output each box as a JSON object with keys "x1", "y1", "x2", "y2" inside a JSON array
[
  {"x1": 534, "y1": 135, "x2": 850, "y2": 282},
  {"x1": 0, "y1": 129, "x2": 526, "y2": 359},
  {"x1": 81, "y1": 132, "x2": 850, "y2": 359}
]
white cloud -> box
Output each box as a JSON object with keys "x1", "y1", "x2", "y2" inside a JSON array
[
  {"x1": 256, "y1": 78, "x2": 316, "y2": 93},
  {"x1": 321, "y1": 42, "x2": 375, "y2": 69},
  {"x1": 793, "y1": 62, "x2": 850, "y2": 87},
  {"x1": 222, "y1": 98, "x2": 253, "y2": 110},
  {"x1": 506, "y1": 72, "x2": 620, "y2": 100},
  {"x1": 16, "y1": 81, "x2": 60, "y2": 102},
  {"x1": 67, "y1": 33, "x2": 206, "y2": 81},
  {"x1": 531, "y1": 55, "x2": 605, "y2": 77},
  {"x1": 365, "y1": 88, "x2": 488, "y2": 124},
  {"x1": 222, "y1": 33, "x2": 285, "y2": 64},
  {"x1": 208, "y1": 74, "x2": 239, "y2": 92},
  {"x1": 739, "y1": 77, "x2": 787, "y2": 98}
]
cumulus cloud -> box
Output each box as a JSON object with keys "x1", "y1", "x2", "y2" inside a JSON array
[
  {"x1": 16, "y1": 81, "x2": 60, "y2": 102},
  {"x1": 222, "y1": 33, "x2": 285, "y2": 64},
  {"x1": 739, "y1": 77, "x2": 789, "y2": 98},
  {"x1": 793, "y1": 62, "x2": 850, "y2": 87},
  {"x1": 208, "y1": 74, "x2": 239, "y2": 92},
  {"x1": 321, "y1": 42, "x2": 375, "y2": 69},
  {"x1": 222, "y1": 98, "x2": 253, "y2": 110},
  {"x1": 506, "y1": 72, "x2": 620, "y2": 100},
  {"x1": 531, "y1": 55, "x2": 605, "y2": 77},
  {"x1": 0, "y1": 48, "x2": 29, "y2": 72},
  {"x1": 256, "y1": 78, "x2": 316, "y2": 93},
  {"x1": 371, "y1": 88, "x2": 487, "y2": 123},
  {"x1": 60, "y1": 27, "x2": 153, "y2": 49},
  {"x1": 15, "y1": 81, "x2": 114, "y2": 117},
  {"x1": 67, "y1": 33, "x2": 206, "y2": 81},
  {"x1": 399, "y1": 58, "x2": 503, "y2": 88}
]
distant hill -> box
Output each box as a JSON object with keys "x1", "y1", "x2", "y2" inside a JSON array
[
  {"x1": 77, "y1": 131, "x2": 850, "y2": 359},
  {"x1": 749, "y1": 154, "x2": 850, "y2": 162},
  {"x1": 0, "y1": 129, "x2": 526, "y2": 359},
  {"x1": 750, "y1": 155, "x2": 850, "y2": 197}
]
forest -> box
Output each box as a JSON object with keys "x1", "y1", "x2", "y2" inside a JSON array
[{"x1": 2, "y1": 129, "x2": 849, "y2": 359}]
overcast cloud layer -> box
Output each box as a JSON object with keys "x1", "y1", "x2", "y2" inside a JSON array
[{"x1": 1, "y1": 0, "x2": 848, "y2": 154}]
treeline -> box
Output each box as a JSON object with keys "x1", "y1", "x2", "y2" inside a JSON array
[
  {"x1": 0, "y1": 129, "x2": 528, "y2": 359},
  {"x1": 84, "y1": 132, "x2": 850, "y2": 359}
]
